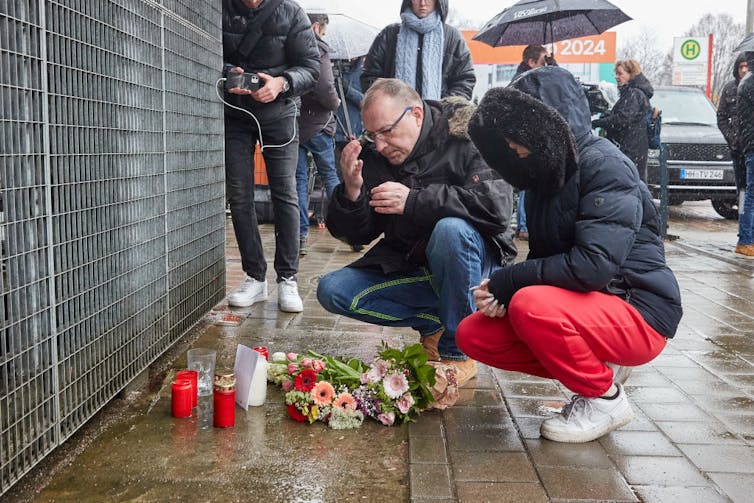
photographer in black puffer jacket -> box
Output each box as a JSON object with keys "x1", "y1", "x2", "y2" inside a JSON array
[{"x1": 222, "y1": 0, "x2": 320, "y2": 313}]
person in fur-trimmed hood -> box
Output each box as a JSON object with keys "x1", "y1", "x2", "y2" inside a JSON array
[
  {"x1": 458, "y1": 66, "x2": 682, "y2": 443},
  {"x1": 316, "y1": 78, "x2": 516, "y2": 388}
]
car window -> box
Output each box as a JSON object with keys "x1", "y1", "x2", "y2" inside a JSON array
[{"x1": 650, "y1": 89, "x2": 717, "y2": 126}]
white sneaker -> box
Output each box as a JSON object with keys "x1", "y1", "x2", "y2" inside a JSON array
[
  {"x1": 540, "y1": 384, "x2": 634, "y2": 443},
  {"x1": 606, "y1": 362, "x2": 633, "y2": 384},
  {"x1": 278, "y1": 277, "x2": 303, "y2": 313},
  {"x1": 227, "y1": 276, "x2": 268, "y2": 307}
]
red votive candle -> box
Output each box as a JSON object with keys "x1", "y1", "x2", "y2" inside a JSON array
[
  {"x1": 252, "y1": 346, "x2": 268, "y2": 361},
  {"x1": 176, "y1": 370, "x2": 198, "y2": 407},
  {"x1": 171, "y1": 379, "x2": 192, "y2": 418},
  {"x1": 213, "y1": 369, "x2": 236, "y2": 428}
]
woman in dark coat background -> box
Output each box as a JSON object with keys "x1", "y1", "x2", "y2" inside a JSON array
[
  {"x1": 360, "y1": 0, "x2": 475, "y2": 100},
  {"x1": 592, "y1": 59, "x2": 653, "y2": 181}
]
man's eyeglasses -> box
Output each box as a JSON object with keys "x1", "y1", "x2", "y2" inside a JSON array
[{"x1": 360, "y1": 106, "x2": 413, "y2": 143}]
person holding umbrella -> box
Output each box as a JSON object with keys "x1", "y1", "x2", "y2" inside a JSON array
[
  {"x1": 361, "y1": 0, "x2": 475, "y2": 100},
  {"x1": 460, "y1": 66, "x2": 682, "y2": 443},
  {"x1": 591, "y1": 59, "x2": 654, "y2": 182}
]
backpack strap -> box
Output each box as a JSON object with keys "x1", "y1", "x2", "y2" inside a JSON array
[{"x1": 234, "y1": 0, "x2": 284, "y2": 59}]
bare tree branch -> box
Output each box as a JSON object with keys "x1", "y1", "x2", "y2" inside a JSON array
[{"x1": 617, "y1": 27, "x2": 672, "y2": 86}]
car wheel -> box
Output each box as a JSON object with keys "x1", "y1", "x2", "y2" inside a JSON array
[{"x1": 711, "y1": 199, "x2": 739, "y2": 220}]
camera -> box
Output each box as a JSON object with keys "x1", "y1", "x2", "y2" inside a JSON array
[{"x1": 225, "y1": 72, "x2": 261, "y2": 92}]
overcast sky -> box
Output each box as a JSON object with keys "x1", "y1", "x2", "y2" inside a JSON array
[{"x1": 298, "y1": 0, "x2": 748, "y2": 50}]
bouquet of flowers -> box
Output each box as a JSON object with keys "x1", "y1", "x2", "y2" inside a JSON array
[{"x1": 267, "y1": 343, "x2": 441, "y2": 428}]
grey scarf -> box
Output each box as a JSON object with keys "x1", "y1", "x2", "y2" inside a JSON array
[{"x1": 395, "y1": 11, "x2": 444, "y2": 100}]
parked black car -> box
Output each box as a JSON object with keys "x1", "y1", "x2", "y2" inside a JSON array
[{"x1": 646, "y1": 86, "x2": 736, "y2": 219}]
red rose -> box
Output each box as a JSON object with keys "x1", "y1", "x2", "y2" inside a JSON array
[
  {"x1": 287, "y1": 404, "x2": 307, "y2": 422},
  {"x1": 294, "y1": 369, "x2": 317, "y2": 392}
]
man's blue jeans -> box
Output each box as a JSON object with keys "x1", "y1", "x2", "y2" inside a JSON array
[
  {"x1": 738, "y1": 153, "x2": 754, "y2": 244},
  {"x1": 296, "y1": 132, "x2": 341, "y2": 238},
  {"x1": 316, "y1": 218, "x2": 502, "y2": 360},
  {"x1": 516, "y1": 190, "x2": 527, "y2": 233}
]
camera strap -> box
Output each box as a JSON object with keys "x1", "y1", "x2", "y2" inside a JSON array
[{"x1": 234, "y1": 0, "x2": 283, "y2": 59}]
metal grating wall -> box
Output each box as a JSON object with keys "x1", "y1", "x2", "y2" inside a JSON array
[{"x1": 0, "y1": 0, "x2": 225, "y2": 493}]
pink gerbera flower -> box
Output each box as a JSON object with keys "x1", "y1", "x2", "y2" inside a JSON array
[
  {"x1": 310, "y1": 381, "x2": 335, "y2": 407},
  {"x1": 382, "y1": 372, "x2": 409, "y2": 399},
  {"x1": 333, "y1": 392, "x2": 357, "y2": 411}
]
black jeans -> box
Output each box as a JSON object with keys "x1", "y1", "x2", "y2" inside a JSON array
[{"x1": 225, "y1": 104, "x2": 299, "y2": 282}]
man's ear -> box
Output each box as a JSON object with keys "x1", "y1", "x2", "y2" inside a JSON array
[{"x1": 411, "y1": 105, "x2": 424, "y2": 124}]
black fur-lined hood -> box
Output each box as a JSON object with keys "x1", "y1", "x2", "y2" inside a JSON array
[{"x1": 468, "y1": 66, "x2": 593, "y2": 194}]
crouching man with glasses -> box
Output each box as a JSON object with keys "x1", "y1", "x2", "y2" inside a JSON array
[{"x1": 316, "y1": 78, "x2": 516, "y2": 386}]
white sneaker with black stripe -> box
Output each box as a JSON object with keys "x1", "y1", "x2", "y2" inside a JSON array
[{"x1": 540, "y1": 384, "x2": 634, "y2": 443}]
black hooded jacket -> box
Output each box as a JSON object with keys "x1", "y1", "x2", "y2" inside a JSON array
[
  {"x1": 325, "y1": 98, "x2": 516, "y2": 274},
  {"x1": 717, "y1": 53, "x2": 748, "y2": 153},
  {"x1": 360, "y1": 0, "x2": 476, "y2": 99},
  {"x1": 467, "y1": 67, "x2": 682, "y2": 339},
  {"x1": 222, "y1": 0, "x2": 320, "y2": 117},
  {"x1": 592, "y1": 72, "x2": 653, "y2": 178},
  {"x1": 738, "y1": 52, "x2": 754, "y2": 155}
]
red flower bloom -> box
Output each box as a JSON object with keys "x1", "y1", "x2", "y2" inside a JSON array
[
  {"x1": 287, "y1": 404, "x2": 307, "y2": 422},
  {"x1": 294, "y1": 369, "x2": 317, "y2": 392}
]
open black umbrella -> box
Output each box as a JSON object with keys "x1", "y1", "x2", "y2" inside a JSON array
[{"x1": 473, "y1": 0, "x2": 631, "y2": 47}]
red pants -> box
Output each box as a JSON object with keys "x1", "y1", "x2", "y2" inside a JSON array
[{"x1": 456, "y1": 286, "x2": 667, "y2": 397}]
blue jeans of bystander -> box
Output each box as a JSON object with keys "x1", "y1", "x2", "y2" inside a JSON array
[{"x1": 738, "y1": 154, "x2": 754, "y2": 245}]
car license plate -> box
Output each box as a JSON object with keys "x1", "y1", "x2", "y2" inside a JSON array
[{"x1": 680, "y1": 169, "x2": 723, "y2": 180}]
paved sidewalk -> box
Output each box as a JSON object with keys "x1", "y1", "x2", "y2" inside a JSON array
[{"x1": 14, "y1": 216, "x2": 754, "y2": 502}]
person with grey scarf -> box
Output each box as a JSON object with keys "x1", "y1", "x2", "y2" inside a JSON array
[{"x1": 361, "y1": 0, "x2": 475, "y2": 100}]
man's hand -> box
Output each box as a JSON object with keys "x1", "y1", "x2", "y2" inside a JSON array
[
  {"x1": 249, "y1": 72, "x2": 286, "y2": 103},
  {"x1": 370, "y1": 182, "x2": 410, "y2": 214},
  {"x1": 340, "y1": 140, "x2": 364, "y2": 201},
  {"x1": 471, "y1": 279, "x2": 506, "y2": 318}
]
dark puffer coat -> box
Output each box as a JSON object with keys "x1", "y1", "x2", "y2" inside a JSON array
[
  {"x1": 325, "y1": 98, "x2": 516, "y2": 274},
  {"x1": 222, "y1": 0, "x2": 319, "y2": 116},
  {"x1": 592, "y1": 72, "x2": 653, "y2": 180},
  {"x1": 299, "y1": 35, "x2": 339, "y2": 143},
  {"x1": 360, "y1": 0, "x2": 475, "y2": 99},
  {"x1": 738, "y1": 52, "x2": 754, "y2": 156},
  {"x1": 468, "y1": 66, "x2": 682, "y2": 339},
  {"x1": 717, "y1": 52, "x2": 748, "y2": 154}
]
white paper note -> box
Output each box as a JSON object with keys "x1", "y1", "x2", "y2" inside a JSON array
[{"x1": 234, "y1": 344, "x2": 258, "y2": 410}]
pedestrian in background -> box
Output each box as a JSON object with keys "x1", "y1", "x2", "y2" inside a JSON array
[
  {"x1": 592, "y1": 59, "x2": 653, "y2": 182},
  {"x1": 735, "y1": 51, "x2": 754, "y2": 258},
  {"x1": 296, "y1": 13, "x2": 341, "y2": 256},
  {"x1": 222, "y1": 0, "x2": 319, "y2": 312},
  {"x1": 718, "y1": 53, "x2": 749, "y2": 213},
  {"x1": 361, "y1": 0, "x2": 475, "y2": 100}
]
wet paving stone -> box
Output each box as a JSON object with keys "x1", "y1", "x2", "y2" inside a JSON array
[
  {"x1": 677, "y1": 444, "x2": 754, "y2": 473},
  {"x1": 537, "y1": 465, "x2": 636, "y2": 501},
  {"x1": 614, "y1": 456, "x2": 711, "y2": 486},
  {"x1": 525, "y1": 438, "x2": 612, "y2": 468},
  {"x1": 599, "y1": 430, "x2": 682, "y2": 457}
]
